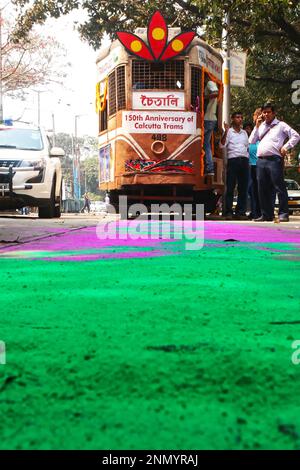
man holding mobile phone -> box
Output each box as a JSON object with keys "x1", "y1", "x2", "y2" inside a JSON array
[
  {"x1": 249, "y1": 103, "x2": 300, "y2": 222},
  {"x1": 220, "y1": 111, "x2": 249, "y2": 219}
]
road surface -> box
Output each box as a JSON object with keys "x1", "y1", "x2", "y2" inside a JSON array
[{"x1": 0, "y1": 213, "x2": 300, "y2": 449}]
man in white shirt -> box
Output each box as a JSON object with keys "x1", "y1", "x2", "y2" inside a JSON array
[
  {"x1": 249, "y1": 103, "x2": 300, "y2": 222},
  {"x1": 220, "y1": 111, "x2": 249, "y2": 219},
  {"x1": 203, "y1": 80, "x2": 219, "y2": 175}
]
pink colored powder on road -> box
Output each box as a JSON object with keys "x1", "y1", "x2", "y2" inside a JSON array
[{"x1": 0, "y1": 221, "x2": 299, "y2": 262}]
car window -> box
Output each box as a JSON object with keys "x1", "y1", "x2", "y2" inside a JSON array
[
  {"x1": 0, "y1": 128, "x2": 44, "y2": 150},
  {"x1": 285, "y1": 180, "x2": 300, "y2": 190}
]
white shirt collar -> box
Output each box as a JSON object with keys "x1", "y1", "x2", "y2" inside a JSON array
[
  {"x1": 265, "y1": 118, "x2": 280, "y2": 127},
  {"x1": 231, "y1": 127, "x2": 244, "y2": 133}
]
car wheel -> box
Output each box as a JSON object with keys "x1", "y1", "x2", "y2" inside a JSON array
[
  {"x1": 54, "y1": 194, "x2": 61, "y2": 218},
  {"x1": 38, "y1": 176, "x2": 56, "y2": 218},
  {"x1": 53, "y1": 180, "x2": 62, "y2": 218}
]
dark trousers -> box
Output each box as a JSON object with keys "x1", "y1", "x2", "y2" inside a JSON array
[
  {"x1": 225, "y1": 157, "x2": 249, "y2": 215},
  {"x1": 248, "y1": 165, "x2": 261, "y2": 219},
  {"x1": 256, "y1": 156, "x2": 288, "y2": 219},
  {"x1": 81, "y1": 202, "x2": 90, "y2": 213}
]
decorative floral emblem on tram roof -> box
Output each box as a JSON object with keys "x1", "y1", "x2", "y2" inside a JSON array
[{"x1": 116, "y1": 11, "x2": 196, "y2": 62}]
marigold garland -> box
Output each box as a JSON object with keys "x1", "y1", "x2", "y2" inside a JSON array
[
  {"x1": 95, "y1": 79, "x2": 108, "y2": 113},
  {"x1": 200, "y1": 68, "x2": 223, "y2": 177}
]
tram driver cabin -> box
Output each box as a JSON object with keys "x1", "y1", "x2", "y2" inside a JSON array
[{"x1": 96, "y1": 24, "x2": 224, "y2": 213}]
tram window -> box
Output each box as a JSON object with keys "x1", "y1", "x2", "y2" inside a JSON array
[
  {"x1": 99, "y1": 106, "x2": 107, "y2": 132},
  {"x1": 117, "y1": 66, "x2": 126, "y2": 110},
  {"x1": 132, "y1": 60, "x2": 185, "y2": 89},
  {"x1": 191, "y1": 66, "x2": 202, "y2": 112},
  {"x1": 108, "y1": 72, "x2": 117, "y2": 116},
  {"x1": 108, "y1": 66, "x2": 126, "y2": 117}
]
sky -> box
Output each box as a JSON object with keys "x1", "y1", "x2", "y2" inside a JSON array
[{"x1": 4, "y1": 7, "x2": 108, "y2": 137}]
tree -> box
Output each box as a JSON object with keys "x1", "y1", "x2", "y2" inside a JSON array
[
  {"x1": 55, "y1": 132, "x2": 77, "y2": 157},
  {"x1": 55, "y1": 132, "x2": 100, "y2": 196},
  {"x1": 11, "y1": 1, "x2": 300, "y2": 50},
  {"x1": 11, "y1": 0, "x2": 300, "y2": 127},
  {"x1": 79, "y1": 137, "x2": 100, "y2": 195},
  {"x1": 82, "y1": 155, "x2": 100, "y2": 195},
  {"x1": 0, "y1": 7, "x2": 68, "y2": 122},
  {"x1": 55, "y1": 132, "x2": 77, "y2": 196},
  {"x1": 10, "y1": 1, "x2": 300, "y2": 87}
]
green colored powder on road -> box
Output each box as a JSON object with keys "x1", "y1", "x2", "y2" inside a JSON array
[{"x1": 0, "y1": 242, "x2": 300, "y2": 450}]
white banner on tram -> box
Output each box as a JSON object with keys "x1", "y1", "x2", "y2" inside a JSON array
[
  {"x1": 122, "y1": 111, "x2": 196, "y2": 134},
  {"x1": 132, "y1": 91, "x2": 185, "y2": 110}
]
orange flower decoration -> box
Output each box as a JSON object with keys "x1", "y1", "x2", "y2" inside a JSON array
[{"x1": 116, "y1": 11, "x2": 195, "y2": 62}]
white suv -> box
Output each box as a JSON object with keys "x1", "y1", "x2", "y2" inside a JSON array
[
  {"x1": 275, "y1": 179, "x2": 300, "y2": 214},
  {"x1": 0, "y1": 122, "x2": 65, "y2": 218}
]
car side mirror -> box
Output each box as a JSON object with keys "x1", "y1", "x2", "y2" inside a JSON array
[{"x1": 50, "y1": 147, "x2": 65, "y2": 157}]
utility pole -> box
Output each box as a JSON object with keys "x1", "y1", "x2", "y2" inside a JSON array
[
  {"x1": 71, "y1": 132, "x2": 75, "y2": 200},
  {"x1": 74, "y1": 115, "x2": 81, "y2": 202},
  {"x1": 222, "y1": 11, "x2": 231, "y2": 215},
  {"x1": 222, "y1": 12, "x2": 231, "y2": 125},
  {"x1": 37, "y1": 90, "x2": 41, "y2": 126},
  {"x1": 51, "y1": 112, "x2": 56, "y2": 146},
  {"x1": 32, "y1": 89, "x2": 44, "y2": 126},
  {"x1": 74, "y1": 114, "x2": 88, "y2": 201},
  {"x1": 0, "y1": 4, "x2": 4, "y2": 122},
  {"x1": 71, "y1": 113, "x2": 88, "y2": 209}
]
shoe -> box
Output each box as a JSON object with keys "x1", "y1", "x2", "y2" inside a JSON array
[
  {"x1": 254, "y1": 216, "x2": 273, "y2": 222},
  {"x1": 205, "y1": 172, "x2": 215, "y2": 176},
  {"x1": 279, "y1": 216, "x2": 289, "y2": 222}
]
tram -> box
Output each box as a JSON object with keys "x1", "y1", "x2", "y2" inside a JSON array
[{"x1": 96, "y1": 11, "x2": 224, "y2": 212}]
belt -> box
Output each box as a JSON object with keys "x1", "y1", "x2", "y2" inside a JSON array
[
  {"x1": 258, "y1": 155, "x2": 281, "y2": 160},
  {"x1": 228, "y1": 156, "x2": 248, "y2": 160}
]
